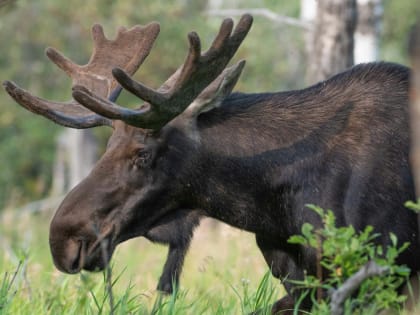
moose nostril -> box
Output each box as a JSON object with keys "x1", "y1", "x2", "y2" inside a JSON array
[
  {"x1": 66, "y1": 240, "x2": 84, "y2": 274},
  {"x1": 69, "y1": 253, "x2": 80, "y2": 273}
]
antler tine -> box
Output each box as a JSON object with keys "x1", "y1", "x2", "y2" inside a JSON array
[
  {"x1": 205, "y1": 18, "x2": 234, "y2": 53},
  {"x1": 111, "y1": 67, "x2": 167, "y2": 106},
  {"x1": 53, "y1": 22, "x2": 160, "y2": 93},
  {"x1": 3, "y1": 80, "x2": 111, "y2": 128},
  {"x1": 72, "y1": 85, "x2": 154, "y2": 127},
  {"x1": 75, "y1": 60, "x2": 247, "y2": 129},
  {"x1": 46, "y1": 47, "x2": 80, "y2": 77},
  {"x1": 105, "y1": 14, "x2": 253, "y2": 129},
  {"x1": 184, "y1": 60, "x2": 247, "y2": 119},
  {"x1": 4, "y1": 22, "x2": 160, "y2": 129},
  {"x1": 110, "y1": 29, "x2": 202, "y2": 107},
  {"x1": 197, "y1": 59, "x2": 246, "y2": 105}
]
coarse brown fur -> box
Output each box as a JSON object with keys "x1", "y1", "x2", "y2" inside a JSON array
[{"x1": 48, "y1": 62, "x2": 419, "y2": 312}]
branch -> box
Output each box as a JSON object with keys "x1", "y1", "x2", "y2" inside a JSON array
[
  {"x1": 206, "y1": 8, "x2": 311, "y2": 30},
  {"x1": 330, "y1": 261, "x2": 390, "y2": 315}
]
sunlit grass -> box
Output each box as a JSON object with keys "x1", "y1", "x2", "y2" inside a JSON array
[
  {"x1": 3, "y1": 209, "x2": 420, "y2": 314},
  {"x1": 0, "y1": 209, "x2": 283, "y2": 314}
]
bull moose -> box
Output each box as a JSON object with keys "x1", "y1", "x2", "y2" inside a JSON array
[{"x1": 4, "y1": 14, "x2": 420, "y2": 313}]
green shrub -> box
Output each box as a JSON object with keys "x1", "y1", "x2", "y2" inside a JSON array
[{"x1": 288, "y1": 205, "x2": 411, "y2": 315}]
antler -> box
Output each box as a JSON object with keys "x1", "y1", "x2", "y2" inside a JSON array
[
  {"x1": 72, "y1": 14, "x2": 253, "y2": 130},
  {"x1": 182, "y1": 59, "x2": 246, "y2": 119},
  {"x1": 3, "y1": 23, "x2": 160, "y2": 128}
]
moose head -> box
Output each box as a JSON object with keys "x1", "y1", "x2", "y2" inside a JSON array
[{"x1": 4, "y1": 15, "x2": 253, "y2": 274}]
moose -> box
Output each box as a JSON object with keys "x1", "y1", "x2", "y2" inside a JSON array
[{"x1": 4, "y1": 14, "x2": 420, "y2": 313}]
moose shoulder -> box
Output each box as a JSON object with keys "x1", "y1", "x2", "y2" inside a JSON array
[{"x1": 4, "y1": 14, "x2": 419, "y2": 313}]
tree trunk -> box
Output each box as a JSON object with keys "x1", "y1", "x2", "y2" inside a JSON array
[
  {"x1": 51, "y1": 132, "x2": 67, "y2": 196},
  {"x1": 68, "y1": 129, "x2": 97, "y2": 189},
  {"x1": 51, "y1": 129, "x2": 97, "y2": 195},
  {"x1": 354, "y1": 0, "x2": 382, "y2": 63},
  {"x1": 307, "y1": 0, "x2": 357, "y2": 83},
  {"x1": 301, "y1": 0, "x2": 317, "y2": 85}
]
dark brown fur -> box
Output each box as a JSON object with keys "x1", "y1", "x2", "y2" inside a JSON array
[{"x1": 49, "y1": 62, "x2": 420, "y2": 312}]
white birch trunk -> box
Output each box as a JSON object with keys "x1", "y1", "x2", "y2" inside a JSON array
[
  {"x1": 307, "y1": 0, "x2": 357, "y2": 83},
  {"x1": 354, "y1": 0, "x2": 382, "y2": 64},
  {"x1": 67, "y1": 129, "x2": 97, "y2": 189},
  {"x1": 51, "y1": 129, "x2": 97, "y2": 195}
]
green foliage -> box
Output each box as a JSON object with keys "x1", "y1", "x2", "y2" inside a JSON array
[
  {"x1": 288, "y1": 204, "x2": 411, "y2": 314},
  {"x1": 405, "y1": 199, "x2": 420, "y2": 213},
  {"x1": 381, "y1": 0, "x2": 420, "y2": 63}
]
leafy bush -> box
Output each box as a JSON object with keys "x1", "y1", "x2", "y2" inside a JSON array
[
  {"x1": 405, "y1": 200, "x2": 420, "y2": 214},
  {"x1": 288, "y1": 205, "x2": 411, "y2": 314}
]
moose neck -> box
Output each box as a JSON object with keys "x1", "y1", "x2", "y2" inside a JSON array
[
  {"x1": 183, "y1": 85, "x2": 353, "y2": 236},
  {"x1": 173, "y1": 63, "x2": 411, "y2": 238}
]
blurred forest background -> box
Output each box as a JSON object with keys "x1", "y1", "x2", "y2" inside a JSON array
[{"x1": 0, "y1": 0, "x2": 419, "y2": 212}]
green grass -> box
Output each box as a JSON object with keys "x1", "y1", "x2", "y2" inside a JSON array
[
  {"x1": 0, "y1": 209, "x2": 282, "y2": 314},
  {"x1": 4, "y1": 209, "x2": 420, "y2": 314}
]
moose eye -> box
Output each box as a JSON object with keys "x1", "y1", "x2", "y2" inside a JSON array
[{"x1": 134, "y1": 149, "x2": 152, "y2": 168}]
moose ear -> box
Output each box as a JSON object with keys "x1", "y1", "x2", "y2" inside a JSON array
[{"x1": 183, "y1": 59, "x2": 246, "y2": 119}]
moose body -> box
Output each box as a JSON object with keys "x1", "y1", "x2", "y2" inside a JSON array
[
  {"x1": 143, "y1": 62, "x2": 419, "y2": 308},
  {"x1": 192, "y1": 62, "x2": 420, "y2": 309},
  {"x1": 5, "y1": 15, "x2": 420, "y2": 313}
]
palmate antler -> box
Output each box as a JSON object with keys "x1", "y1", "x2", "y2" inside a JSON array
[
  {"x1": 4, "y1": 15, "x2": 252, "y2": 130},
  {"x1": 3, "y1": 23, "x2": 160, "y2": 128},
  {"x1": 72, "y1": 14, "x2": 253, "y2": 130}
]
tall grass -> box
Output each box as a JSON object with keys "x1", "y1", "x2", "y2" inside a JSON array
[
  {"x1": 2, "y1": 208, "x2": 420, "y2": 314},
  {"x1": 0, "y1": 209, "x2": 282, "y2": 314},
  {"x1": 0, "y1": 261, "x2": 21, "y2": 313},
  {"x1": 0, "y1": 258, "x2": 279, "y2": 314}
]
